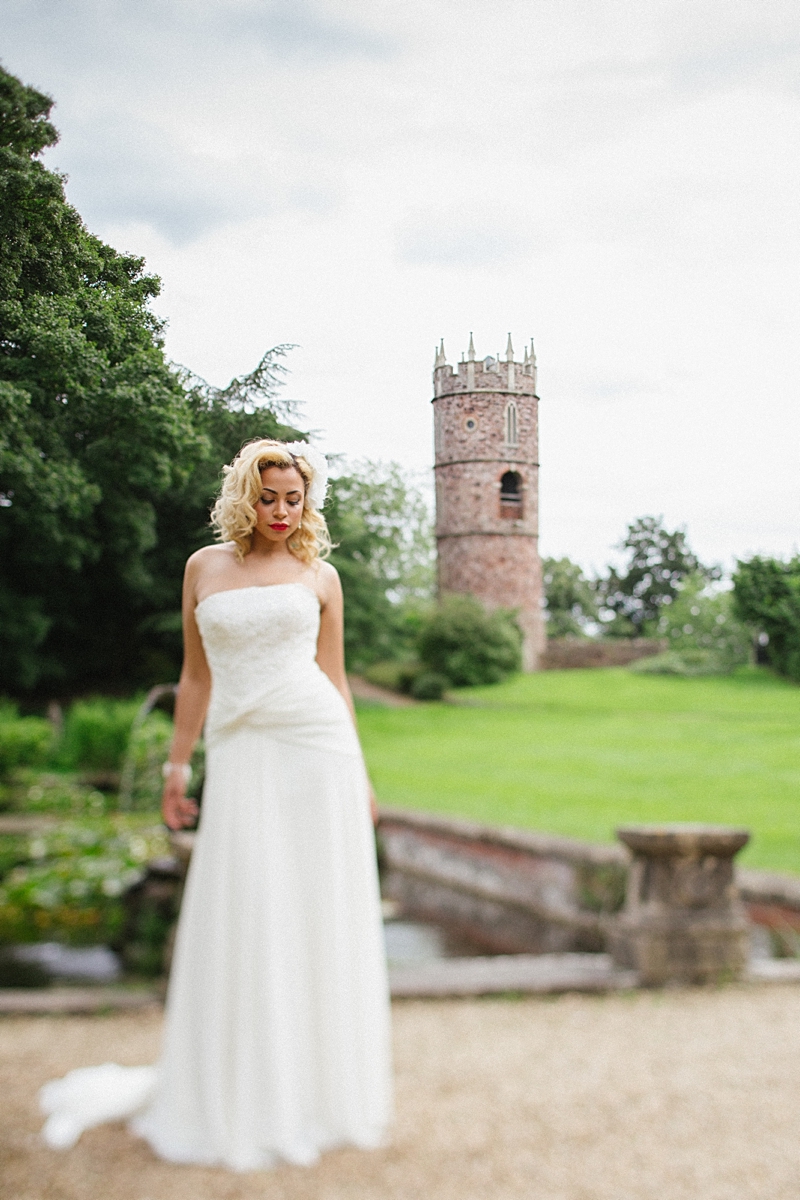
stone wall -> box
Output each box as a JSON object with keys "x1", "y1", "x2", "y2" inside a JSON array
[
  {"x1": 378, "y1": 807, "x2": 627, "y2": 954},
  {"x1": 377, "y1": 807, "x2": 800, "y2": 955},
  {"x1": 541, "y1": 638, "x2": 666, "y2": 670}
]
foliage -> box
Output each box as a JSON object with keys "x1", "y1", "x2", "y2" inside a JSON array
[
  {"x1": 0, "y1": 701, "x2": 53, "y2": 779},
  {"x1": 0, "y1": 816, "x2": 169, "y2": 944},
  {"x1": 0, "y1": 66, "x2": 302, "y2": 697},
  {"x1": 417, "y1": 593, "x2": 522, "y2": 687},
  {"x1": 121, "y1": 707, "x2": 176, "y2": 810},
  {"x1": 3, "y1": 773, "x2": 108, "y2": 816},
  {"x1": 629, "y1": 648, "x2": 730, "y2": 677},
  {"x1": 597, "y1": 516, "x2": 718, "y2": 637},
  {"x1": 119, "y1": 705, "x2": 202, "y2": 812},
  {"x1": 362, "y1": 659, "x2": 448, "y2": 700},
  {"x1": 363, "y1": 660, "x2": 419, "y2": 692},
  {"x1": 631, "y1": 575, "x2": 752, "y2": 676},
  {"x1": 733, "y1": 555, "x2": 800, "y2": 682},
  {"x1": 326, "y1": 460, "x2": 435, "y2": 668},
  {"x1": 0, "y1": 66, "x2": 197, "y2": 693},
  {"x1": 409, "y1": 671, "x2": 449, "y2": 701},
  {"x1": 0, "y1": 833, "x2": 30, "y2": 878},
  {"x1": 359, "y1": 666, "x2": 800, "y2": 875},
  {"x1": 542, "y1": 557, "x2": 598, "y2": 637},
  {"x1": 57, "y1": 697, "x2": 140, "y2": 775}
]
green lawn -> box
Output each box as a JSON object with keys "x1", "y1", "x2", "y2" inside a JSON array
[{"x1": 356, "y1": 667, "x2": 800, "y2": 876}]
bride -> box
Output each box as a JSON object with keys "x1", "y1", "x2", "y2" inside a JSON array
[{"x1": 40, "y1": 439, "x2": 393, "y2": 1170}]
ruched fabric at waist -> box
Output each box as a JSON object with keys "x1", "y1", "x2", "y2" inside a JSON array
[{"x1": 203, "y1": 663, "x2": 362, "y2": 758}]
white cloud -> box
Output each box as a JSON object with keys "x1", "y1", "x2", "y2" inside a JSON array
[{"x1": 4, "y1": 0, "x2": 799, "y2": 570}]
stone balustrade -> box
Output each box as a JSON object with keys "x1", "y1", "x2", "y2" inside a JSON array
[{"x1": 608, "y1": 825, "x2": 751, "y2": 985}]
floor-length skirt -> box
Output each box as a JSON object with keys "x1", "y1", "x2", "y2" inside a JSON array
[{"x1": 131, "y1": 724, "x2": 392, "y2": 1170}]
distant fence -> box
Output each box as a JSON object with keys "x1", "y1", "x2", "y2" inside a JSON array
[{"x1": 541, "y1": 638, "x2": 665, "y2": 670}]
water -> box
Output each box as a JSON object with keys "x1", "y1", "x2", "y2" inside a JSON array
[
  {"x1": 382, "y1": 902, "x2": 489, "y2": 966},
  {"x1": 12, "y1": 943, "x2": 121, "y2": 983}
]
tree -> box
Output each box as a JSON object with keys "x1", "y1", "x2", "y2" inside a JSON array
[
  {"x1": 732, "y1": 556, "x2": 800, "y2": 681},
  {"x1": 325, "y1": 461, "x2": 435, "y2": 669},
  {"x1": 0, "y1": 66, "x2": 301, "y2": 697},
  {"x1": 649, "y1": 574, "x2": 751, "y2": 672},
  {"x1": 542, "y1": 557, "x2": 598, "y2": 637},
  {"x1": 597, "y1": 516, "x2": 717, "y2": 636}
]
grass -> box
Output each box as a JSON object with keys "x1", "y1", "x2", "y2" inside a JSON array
[{"x1": 356, "y1": 666, "x2": 800, "y2": 876}]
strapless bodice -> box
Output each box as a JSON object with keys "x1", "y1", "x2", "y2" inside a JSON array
[{"x1": 194, "y1": 584, "x2": 360, "y2": 756}]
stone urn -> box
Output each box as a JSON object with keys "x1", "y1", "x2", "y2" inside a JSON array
[{"x1": 609, "y1": 824, "x2": 751, "y2": 985}]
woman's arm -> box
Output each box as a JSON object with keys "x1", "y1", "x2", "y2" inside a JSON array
[
  {"x1": 162, "y1": 555, "x2": 212, "y2": 832},
  {"x1": 315, "y1": 565, "x2": 377, "y2": 821},
  {"x1": 315, "y1": 566, "x2": 357, "y2": 721}
]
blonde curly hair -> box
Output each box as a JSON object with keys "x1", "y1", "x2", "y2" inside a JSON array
[{"x1": 210, "y1": 439, "x2": 332, "y2": 563}]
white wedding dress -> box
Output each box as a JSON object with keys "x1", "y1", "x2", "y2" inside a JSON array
[{"x1": 40, "y1": 584, "x2": 393, "y2": 1170}]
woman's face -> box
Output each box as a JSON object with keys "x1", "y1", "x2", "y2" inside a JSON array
[{"x1": 253, "y1": 465, "x2": 305, "y2": 546}]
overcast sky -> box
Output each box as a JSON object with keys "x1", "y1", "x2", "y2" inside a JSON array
[{"x1": 4, "y1": 0, "x2": 799, "y2": 572}]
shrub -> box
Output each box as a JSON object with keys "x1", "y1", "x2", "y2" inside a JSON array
[
  {"x1": 0, "y1": 817, "x2": 169, "y2": 946},
  {"x1": 58, "y1": 698, "x2": 141, "y2": 777},
  {"x1": 0, "y1": 703, "x2": 54, "y2": 780},
  {"x1": 409, "y1": 672, "x2": 449, "y2": 701},
  {"x1": 733, "y1": 555, "x2": 800, "y2": 681},
  {"x1": 417, "y1": 594, "x2": 522, "y2": 687},
  {"x1": 363, "y1": 660, "x2": 419, "y2": 693},
  {"x1": 630, "y1": 649, "x2": 735, "y2": 677},
  {"x1": 363, "y1": 659, "x2": 435, "y2": 697},
  {"x1": 120, "y1": 709, "x2": 177, "y2": 811},
  {"x1": 11, "y1": 775, "x2": 108, "y2": 815}
]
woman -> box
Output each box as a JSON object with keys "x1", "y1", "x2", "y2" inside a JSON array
[{"x1": 40, "y1": 440, "x2": 393, "y2": 1169}]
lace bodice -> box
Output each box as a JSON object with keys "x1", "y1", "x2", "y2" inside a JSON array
[{"x1": 194, "y1": 584, "x2": 360, "y2": 756}]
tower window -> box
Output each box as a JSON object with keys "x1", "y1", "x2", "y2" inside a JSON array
[
  {"x1": 500, "y1": 470, "x2": 523, "y2": 519},
  {"x1": 504, "y1": 400, "x2": 519, "y2": 446}
]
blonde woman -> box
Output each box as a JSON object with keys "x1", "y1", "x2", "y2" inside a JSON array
[{"x1": 40, "y1": 440, "x2": 393, "y2": 1169}]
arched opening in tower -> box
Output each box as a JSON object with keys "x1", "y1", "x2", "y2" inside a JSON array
[{"x1": 499, "y1": 470, "x2": 523, "y2": 519}]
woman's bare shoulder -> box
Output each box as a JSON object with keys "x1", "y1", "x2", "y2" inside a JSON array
[
  {"x1": 314, "y1": 559, "x2": 340, "y2": 587},
  {"x1": 309, "y1": 559, "x2": 341, "y2": 605},
  {"x1": 185, "y1": 544, "x2": 236, "y2": 581}
]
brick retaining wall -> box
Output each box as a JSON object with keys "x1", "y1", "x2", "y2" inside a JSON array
[{"x1": 541, "y1": 639, "x2": 665, "y2": 670}]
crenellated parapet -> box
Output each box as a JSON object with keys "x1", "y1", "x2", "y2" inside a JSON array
[{"x1": 433, "y1": 334, "x2": 538, "y2": 398}]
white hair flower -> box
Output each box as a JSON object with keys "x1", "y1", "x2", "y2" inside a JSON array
[{"x1": 284, "y1": 442, "x2": 329, "y2": 510}]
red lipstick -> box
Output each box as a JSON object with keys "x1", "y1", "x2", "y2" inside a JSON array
[{"x1": 270, "y1": 523, "x2": 289, "y2": 531}]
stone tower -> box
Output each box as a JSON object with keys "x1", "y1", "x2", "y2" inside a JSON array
[{"x1": 432, "y1": 333, "x2": 545, "y2": 671}]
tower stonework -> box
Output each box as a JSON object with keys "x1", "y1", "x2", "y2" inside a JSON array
[{"x1": 432, "y1": 334, "x2": 545, "y2": 671}]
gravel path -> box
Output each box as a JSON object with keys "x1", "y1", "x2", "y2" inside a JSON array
[{"x1": 2, "y1": 986, "x2": 800, "y2": 1199}]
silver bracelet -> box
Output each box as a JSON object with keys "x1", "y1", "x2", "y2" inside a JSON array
[{"x1": 162, "y1": 762, "x2": 192, "y2": 786}]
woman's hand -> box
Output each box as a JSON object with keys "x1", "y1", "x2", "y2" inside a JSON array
[{"x1": 162, "y1": 776, "x2": 199, "y2": 832}]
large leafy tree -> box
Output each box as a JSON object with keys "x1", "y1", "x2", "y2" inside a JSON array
[
  {"x1": 597, "y1": 516, "x2": 717, "y2": 636},
  {"x1": 732, "y1": 556, "x2": 800, "y2": 681},
  {"x1": 0, "y1": 66, "x2": 436, "y2": 695},
  {"x1": 0, "y1": 67, "x2": 299, "y2": 697}
]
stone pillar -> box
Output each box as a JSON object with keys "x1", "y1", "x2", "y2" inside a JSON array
[{"x1": 609, "y1": 824, "x2": 751, "y2": 985}]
